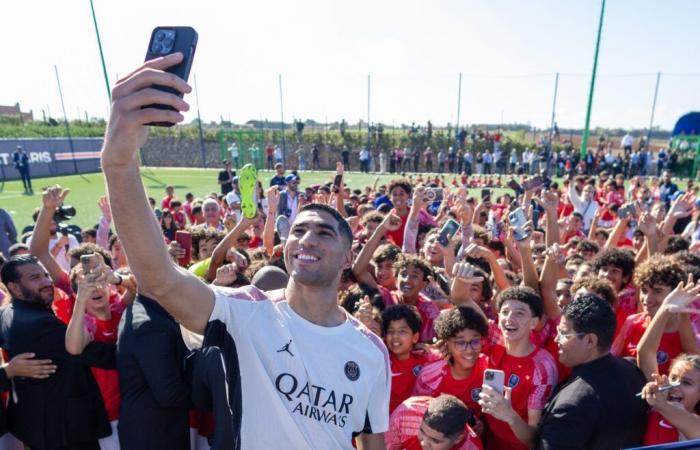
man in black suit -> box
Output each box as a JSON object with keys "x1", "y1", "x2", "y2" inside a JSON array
[
  {"x1": 535, "y1": 294, "x2": 648, "y2": 450},
  {"x1": 0, "y1": 255, "x2": 115, "y2": 450},
  {"x1": 12, "y1": 146, "x2": 32, "y2": 194},
  {"x1": 116, "y1": 294, "x2": 190, "y2": 450}
]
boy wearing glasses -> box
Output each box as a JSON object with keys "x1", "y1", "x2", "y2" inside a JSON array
[{"x1": 414, "y1": 307, "x2": 489, "y2": 433}]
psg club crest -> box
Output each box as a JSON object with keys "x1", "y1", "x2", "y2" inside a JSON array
[
  {"x1": 471, "y1": 388, "x2": 482, "y2": 401},
  {"x1": 656, "y1": 351, "x2": 669, "y2": 365},
  {"x1": 412, "y1": 365, "x2": 423, "y2": 377},
  {"x1": 508, "y1": 374, "x2": 520, "y2": 388},
  {"x1": 344, "y1": 361, "x2": 360, "y2": 381}
]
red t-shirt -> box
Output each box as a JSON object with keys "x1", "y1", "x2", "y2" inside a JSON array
[
  {"x1": 161, "y1": 195, "x2": 174, "y2": 210},
  {"x1": 386, "y1": 396, "x2": 483, "y2": 450},
  {"x1": 88, "y1": 311, "x2": 122, "y2": 421},
  {"x1": 173, "y1": 210, "x2": 186, "y2": 228},
  {"x1": 643, "y1": 410, "x2": 681, "y2": 446},
  {"x1": 413, "y1": 356, "x2": 488, "y2": 416},
  {"x1": 484, "y1": 345, "x2": 558, "y2": 450},
  {"x1": 614, "y1": 286, "x2": 639, "y2": 337},
  {"x1": 611, "y1": 312, "x2": 683, "y2": 375},
  {"x1": 390, "y1": 353, "x2": 430, "y2": 413}
]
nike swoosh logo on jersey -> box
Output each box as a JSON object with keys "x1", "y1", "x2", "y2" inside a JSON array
[
  {"x1": 391, "y1": 372, "x2": 403, "y2": 377},
  {"x1": 659, "y1": 420, "x2": 674, "y2": 429}
]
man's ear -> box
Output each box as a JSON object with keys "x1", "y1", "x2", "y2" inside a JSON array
[
  {"x1": 342, "y1": 248, "x2": 353, "y2": 271},
  {"x1": 5, "y1": 281, "x2": 22, "y2": 299},
  {"x1": 585, "y1": 333, "x2": 599, "y2": 351}
]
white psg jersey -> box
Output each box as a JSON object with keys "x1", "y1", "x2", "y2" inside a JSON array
[{"x1": 209, "y1": 285, "x2": 391, "y2": 449}]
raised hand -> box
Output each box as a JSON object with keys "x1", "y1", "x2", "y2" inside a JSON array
[
  {"x1": 668, "y1": 192, "x2": 694, "y2": 220},
  {"x1": 214, "y1": 263, "x2": 239, "y2": 286},
  {"x1": 541, "y1": 190, "x2": 559, "y2": 212},
  {"x1": 637, "y1": 212, "x2": 657, "y2": 237},
  {"x1": 167, "y1": 240, "x2": 185, "y2": 261},
  {"x1": 266, "y1": 186, "x2": 280, "y2": 213},
  {"x1": 661, "y1": 275, "x2": 700, "y2": 315},
  {"x1": 42, "y1": 185, "x2": 70, "y2": 210},
  {"x1": 97, "y1": 196, "x2": 112, "y2": 222},
  {"x1": 102, "y1": 53, "x2": 192, "y2": 168},
  {"x1": 464, "y1": 243, "x2": 492, "y2": 260},
  {"x1": 380, "y1": 213, "x2": 403, "y2": 233},
  {"x1": 411, "y1": 186, "x2": 428, "y2": 211}
]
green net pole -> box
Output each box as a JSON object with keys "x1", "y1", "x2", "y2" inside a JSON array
[{"x1": 580, "y1": 0, "x2": 606, "y2": 159}]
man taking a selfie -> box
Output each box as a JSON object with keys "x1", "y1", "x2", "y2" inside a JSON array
[{"x1": 100, "y1": 52, "x2": 390, "y2": 450}]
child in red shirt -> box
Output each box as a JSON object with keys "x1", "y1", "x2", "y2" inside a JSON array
[
  {"x1": 66, "y1": 261, "x2": 125, "y2": 449},
  {"x1": 414, "y1": 307, "x2": 489, "y2": 432},
  {"x1": 477, "y1": 287, "x2": 558, "y2": 450},
  {"x1": 637, "y1": 277, "x2": 700, "y2": 444},
  {"x1": 386, "y1": 395, "x2": 483, "y2": 450},
  {"x1": 612, "y1": 256, "x2": 695, "y2": 375},
  {"x1": 382, "y1": 304, "x2": 434, "y2": 413}
]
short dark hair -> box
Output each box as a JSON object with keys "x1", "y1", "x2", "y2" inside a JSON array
[
  {"x1": 372, "y1": 244, "x2": 402, "y2": 265},
  {"x1": 1, "y1": 255, "x2": 41, "y2": 287},
  {"x1": 82, "y1": 228, "x2": 97, "y2": 240},
  {"x1": 381, "y1": 304, "x2": 422, "y2": 335},
  {"x1": 664, "y1": 236, "x2": 690, "y2": 255},
  {"x1": 423, "y1": 394, "x2": 469, "y2": 439},
  {"x1": 67, "y1": 243, "x2": 114, "y2": 269},
  {"x1": 592, "y1": 248, "x2": 636, "y2": 279},
  {"x1": 388, "y1": 179, "x2": 412, "y2": 197},
  {"x1": 563, "y1": 294, "x2": 616, "y2": 352},
  {"x1": 297, "y1": 203, "x2": 353, "y2": 248},
  {"x1": 394, "y1": 255, "x2": 431, "y2": 281},
  {"x1": 571, "y1": 276, "x2": 616, "y2": 306},
  {"x1": 8, "y1": 243, "x2": 29, "y2": 257},
  {"x1": 434, "y1": 306, "x2": 488, "y2": 340},
  {"x1": 495, "y1": 286, "x2": 544, "y2": 318}
]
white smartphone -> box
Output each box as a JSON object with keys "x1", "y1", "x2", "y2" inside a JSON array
[{"x1": 483, "y1": 369, "x2": 505, "y2": 395}]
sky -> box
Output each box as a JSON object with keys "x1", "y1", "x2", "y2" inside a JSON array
[{"x1": 3, "y1": 0, "x2": 700, "y2": 131}]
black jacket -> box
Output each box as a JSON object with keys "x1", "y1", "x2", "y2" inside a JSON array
[
  {"x1": 116, "y1": 295, "x2": 190, "y2": 450},
  {"x1": 0, "y1": 298, "x2": 115, "y2": 449},
  {"x1": 535, "y1": 354, "x2": 648, "y2": 450}
]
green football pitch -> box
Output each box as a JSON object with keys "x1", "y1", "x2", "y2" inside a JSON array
[{"x1": 1, "y1": 167, "x2": 520, "y2": 231}]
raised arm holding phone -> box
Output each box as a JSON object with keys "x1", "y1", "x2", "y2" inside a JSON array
[{"x1": 100, "y1": 31, "x2": 389, "y2": 449}]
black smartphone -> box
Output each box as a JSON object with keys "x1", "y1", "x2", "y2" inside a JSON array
[
  {"x1": 437, "y1": 219, "x2": 460, "y2": 246},
  {"x1": 144, "y1": 26, "x2": 198, "y2": 127},
  {"x1": 481, "y1": 189, "x2": 491, "y2": 203},
  {"x1": 507, "y1": 179, "x2": 522, "y2": 192},
  {"x1": 332, "y1": 174, "x2": 343, "y2": 193},
  {"x1": 523, "y1": 176, "x2": 544, "y2": 191}
]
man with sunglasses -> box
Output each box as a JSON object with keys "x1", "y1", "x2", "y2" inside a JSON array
[{"x1": 535, "y1": 294, "x2": 647, "y2": 450}]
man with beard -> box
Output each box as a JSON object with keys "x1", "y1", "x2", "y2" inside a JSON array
[
  {"x1": 99, "y1": 53, "x2": 389, "y2": 449},
  {"x1": 0, "y1": 255, "x2": 116, "y2": 450}
]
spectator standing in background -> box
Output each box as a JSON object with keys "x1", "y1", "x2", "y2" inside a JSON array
[
  {"x1": 12, "y1": 146, "x2": 32, "y2": 195},
  {"x1": 228, "y1": 142, "x2": 239, "y2": 168},
  {"x1": 622, "y1": 132, "x2": 635, "y2": 154},
  {"x1": 217, "y1": 159, "x2": 235, "y2": 195}
]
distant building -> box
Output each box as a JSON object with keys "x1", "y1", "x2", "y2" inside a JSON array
[{"x1": 0, "y1": 103, "x2": 33, "y2": 122}]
